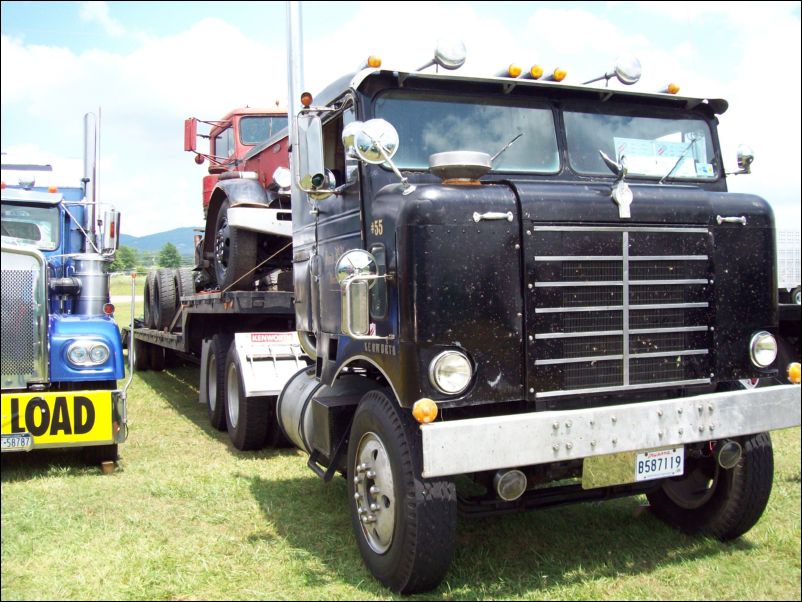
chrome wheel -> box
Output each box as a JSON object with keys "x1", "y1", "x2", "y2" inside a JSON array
[
  {"x1": 208, "y1": 354, "x2": 218, "y2": 412},
  {"x1": 353, "y1": 431, "x2": 396, "y2": 554},
  {"x1": 226, "y1": 361, "x2": 240, "y2": 429}
]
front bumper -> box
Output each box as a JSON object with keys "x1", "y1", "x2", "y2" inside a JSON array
[{"x1": 420, "y1": 385, "x2": 801, "y2": 477}]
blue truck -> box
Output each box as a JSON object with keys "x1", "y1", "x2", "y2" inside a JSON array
[{"x1": 1, "y1": 114, "x2": 128, "y2": 464}]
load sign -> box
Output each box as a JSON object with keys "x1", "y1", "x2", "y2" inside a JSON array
[{"x1": 1, "y1": 391, "x2": 113, "y2": 450}]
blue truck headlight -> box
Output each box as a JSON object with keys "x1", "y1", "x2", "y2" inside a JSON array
[
  {"x1": 429, "y1": 350, "x2": 472, "y2": 395},
  {"x1": 749, "y1": 331, "x2": 777, "y2": 368},
  {"x1": 67, "y1": 340, "x2": 110, "y2": 367}
]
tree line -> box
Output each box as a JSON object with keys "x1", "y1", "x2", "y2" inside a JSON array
[{"x1": 109, "y1": 242, "x2": 192, "y2": 273}]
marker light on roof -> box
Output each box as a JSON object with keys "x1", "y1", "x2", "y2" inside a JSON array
[
  {"x1": 525, "y1": 64, "x2": 544, "y2": 79},
  {"x1": 662, "y1": 83, "x2": 681, "y2": 94},
  {"x1": 366, "y1": 55, "x2": 382, "y2": 68},
  {"x1": 545, "y1": 68, "x2": 567, "y2": 82},
  {"x1": 497, "y1": 64, "x2": 522, "y2": 78}
]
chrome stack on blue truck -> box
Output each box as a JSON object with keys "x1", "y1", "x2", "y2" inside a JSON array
[{"x1": 1, "y1": 113, "x2": 128, "y2": 464}]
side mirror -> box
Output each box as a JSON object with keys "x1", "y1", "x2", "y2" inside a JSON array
[
  {"x1": 296, "y1": 113, "x2": 333, "y2": 201},
  {"x1": 352, "y1": 119, "x2": 399, "y2": 165},
  {"x1": 271, "y1": 167, "x2": 292, "y2": 194},
  {"x1": 101, "y1": 209, "x2": 121, "y2": 253},
  {"x1": 418, "y1": 40, "x2": 467, "y2": 72},
  {"x1": 736, "y1": 145, "x2": 754, "y2": 173},
  {"x1": 184, "y1": 118, "x2": 197, "y2": 152}
]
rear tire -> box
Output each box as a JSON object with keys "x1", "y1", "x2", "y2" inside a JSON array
[
  {"x1": 205, "y1": 334, "x2": 232, "y2": 431},
  {"x1": 213, "y1": 199, "x2": 257, "y2": 291},
  {"x1": 143, "y1": 271, "x2": 157, "y2": 328},
  {"x1": 647, "y1": 432, "x2": 774, "y2": 540},
  {"x1": 225, "y1": 340, "x2": 269, "y2": 451},
  {"x1": 347, "y1": 389, "x2": 457, "y2": 594},
  {"x1": 175, "y1": 267, "x2": 196, "y2": 301},
  {"x1": 152, "y1": 268, "x2": 177, "y2": 330},
  {"x1": 149, "y1": 344, "x2": 165, "y2": 372},
  {"x1": 133, "y1": 338, "x2": 150, "y2": 371}
]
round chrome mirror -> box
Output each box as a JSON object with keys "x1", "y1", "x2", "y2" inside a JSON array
[
  {"x1": 342, "y1": 121, "x2": 364, "y2": 156},
  {"x1": 353, "y1": 119, "x2": 400, "y2": 165},
  {"x1": 271, "y1": 166, "x2": 291, "y2": 191},
  {"x1": 336, "y1": 249, "x2": 377, "y2": 284},
  {"x1": 614, "y1": 55, "x2": 642, "y2": 85},
  {"x1": 433, "y1": 40, "x2": 467, "y2": 70}
]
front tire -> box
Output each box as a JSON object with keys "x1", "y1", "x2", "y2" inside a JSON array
[
  {"x1": 647, "y1": 432, "x2": 774, "y2": 540},
  {"x1": 213, "y1": 200, "x2": 257, "y2": 291},
  {"x1": 347, "y1": 390, "x2": 457, "y2": 594},
  {"x1": 205, "y1": 334, "x2": 231, "y2": 431}
]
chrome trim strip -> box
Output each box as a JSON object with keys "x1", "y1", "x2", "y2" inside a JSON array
[
  {"x1": 630, "y1": 255, "x2": 708, "y2": 261},
  {"x1": 536, "y1": 378, "x2": 712, "y2": 398},
  {"x1": 631, "y1": 349, "x2": 709, "y2": 359},
  {"x1": 630, "y1": 302, "x2": 708, "y2": 310},
  {"x1": 535, "y1": 330, "x2": 624, "y2": 339},
  {"x1": 536, "y1": 305, "x2": 623, "y2": 314},
  {"x1": 535, "y1": 281, "x2": 623, "y2": 287},
  {"x1": 630, "y1": 326, "x2": 708, "y2": 334},
  {"x1": 535, "y1": 354, "x2": 623, "y2": 366},
  {"x1": 531, "y1": 226, "x2": 709, "y2": 234},
  {"x1": 535, "y1": 255, "x2": 623, "y2": 262},
  {"x1": 630, "y1": 279, "x2": 709, "y2": 286}
]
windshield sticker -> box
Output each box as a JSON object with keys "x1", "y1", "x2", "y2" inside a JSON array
[{"x1": 614, "y1": 136, "x2": 709, "y2": 178}]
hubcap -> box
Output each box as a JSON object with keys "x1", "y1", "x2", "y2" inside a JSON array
[
  {"x1": 353, "y1": 432, "x2": 396, "y2": 554},
  {"x1": 226, "y1": 362, "x2": 239, "y2": 428},
  {"x1": 208, "y1": 354, "x2": 217, "y2": 411}
]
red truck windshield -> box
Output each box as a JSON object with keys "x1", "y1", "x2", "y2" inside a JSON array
[{"x1": 239, "y1": 116, "x2": 289, "y2": 145}]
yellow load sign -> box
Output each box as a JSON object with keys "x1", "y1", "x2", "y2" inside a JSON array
[{"x1": 1, "y1": 391, "x2": 114, "y2": 450}]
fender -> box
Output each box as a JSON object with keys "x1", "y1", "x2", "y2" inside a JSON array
[{"x1": 203, "y1": 178, "x2": 271, "y2": 258}]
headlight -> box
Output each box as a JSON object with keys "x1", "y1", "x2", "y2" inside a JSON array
[
  {"x1": 67, "y1": 340, "x2": 110, "y2": 367},
  {"x1": 429, "y1": 350, "x2": 472, "y2": 395},
  {"x1": 749, "y1": 331, "x2": 777, "y2": 368}
]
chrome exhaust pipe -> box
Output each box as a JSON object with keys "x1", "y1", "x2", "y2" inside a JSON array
[
  {"x1": 493, "y1": 469, "x2": 527, "y2": 502},
  {"x1": 717, "y1": 440, "x2": 743, "y2": 470}
]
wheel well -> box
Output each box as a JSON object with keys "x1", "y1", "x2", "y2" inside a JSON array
[
  {"x1": 203, "y1": 189, "x2": 229, "y2": 257},
  {"x1": 335, "y1": 357, "x2": 400, "y2": 404}
]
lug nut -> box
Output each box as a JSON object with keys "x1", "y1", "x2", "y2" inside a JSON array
[{"x1": 369, "y1": 485, "x2": 380, "y2": 495}]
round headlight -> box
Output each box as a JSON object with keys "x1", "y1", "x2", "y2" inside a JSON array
[
  {"x1": 67, "y1": 344, "x2": 89, "y2": 365},
  {"x1": 429, "y1": 350, "x2": 472, "y2": 395},
  {"x1": 749, "y1": 331, "x2": 777, "y2": 368},
  {"x1": 90, "y1": 343, "x2": 110, "y2": 364}
]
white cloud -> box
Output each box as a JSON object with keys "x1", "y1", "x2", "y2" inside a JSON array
[{"x1": 79, "y1": 1, "x2": 125, "y2": 37}]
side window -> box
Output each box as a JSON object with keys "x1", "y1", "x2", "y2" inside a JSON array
[{"x1": 321, "y1": 103, "x2": 358, "y2": 187}]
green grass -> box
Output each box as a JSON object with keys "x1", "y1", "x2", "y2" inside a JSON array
[
  {"x1": 2, "y1": 362, "x2": 800, "y2": 600},
  {"x1": 110, "y1": 273, "x2": 146, "y2": 299}
]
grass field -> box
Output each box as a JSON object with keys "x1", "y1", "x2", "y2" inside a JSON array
[{"x1": 1, "y1": 325, "x2": 800, "y2": 599}]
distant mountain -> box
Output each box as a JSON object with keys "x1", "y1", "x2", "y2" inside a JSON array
[{"x1": 120, "y1": 227, "x2": 199, "y2": 254}]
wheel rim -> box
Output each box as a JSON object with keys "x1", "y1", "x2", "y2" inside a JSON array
[
  {"x1": 215, "y1": 215, "x2": 230, "y2": 280},
  {"x1": 208, "y1": 354, "x2": 217, "y2": 412},
  {"x1": 227, "y1": 362, "x2": 239, "y2": 428},
  {"x1": 662, "y1": 458, "x2": 720, "y2": 509},
  {"x1": 353, "y1": 431, "x2": 396, "y2": 554}
]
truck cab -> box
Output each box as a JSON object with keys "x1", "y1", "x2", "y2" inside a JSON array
[
  {"x1": 1, "y1": 135, "x2": 127, "y2": 463},
  {"x1": 279, "y1": 52, "x2": 801, "y2": 593}
]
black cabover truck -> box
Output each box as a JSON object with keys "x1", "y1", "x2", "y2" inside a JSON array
[{"x1": 282, "y1": 49, "x2": 800, "y2": 593}]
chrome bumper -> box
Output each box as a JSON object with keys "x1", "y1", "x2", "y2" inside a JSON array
[{"x1": 420, "y1": 385, "x2": 801, "y2": 478}]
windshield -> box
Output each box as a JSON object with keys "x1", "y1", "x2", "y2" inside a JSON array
[
  {"x1": 564, "y1": 110, "x2": 717, "y2": 180},
  {"x1": 239, "y1": 115, "x2": 289, "y2": 145},
  {"x1": 374, "y1": 93, "x2": 559, "y2": 173},
  {"x1": 1, "y1": 203, "x2": 60, "y2": 250}
]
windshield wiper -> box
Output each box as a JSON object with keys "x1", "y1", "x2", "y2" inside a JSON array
[
  {"x1": 660, "y1": 136, "x2": 700, "y2": 184},
  {"x1": 490, "y1": 133, "x2": 524, "y2": 167}
]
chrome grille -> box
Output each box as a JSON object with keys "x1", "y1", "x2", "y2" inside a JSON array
[
  {"x1": 1, "y1": 246, "x2": 48, "y2": 389},
  {"x1": 529, "y1": 226, "x2": 712, "y2": 398}
]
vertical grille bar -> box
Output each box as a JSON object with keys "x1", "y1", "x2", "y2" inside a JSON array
[{"x1": 622, "y1": 231, "x2": 630, "y2": 387}]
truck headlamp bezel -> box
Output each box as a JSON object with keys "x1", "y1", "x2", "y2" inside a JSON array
[
  {"x1": 429, "y1": 350, "x2": 473, "y2": 396},
  {"x1": 67, "y1": 340, "x2": 110, "y2": 367},
  {"x1": 749, "y1": 331, "x2": 777, "y2": 368}
]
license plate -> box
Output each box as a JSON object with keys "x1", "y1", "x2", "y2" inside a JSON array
[
  {"x1": 1, "y1": 433, "x2": 33, "y2": 452},
  {"x1": 1, "y1": 391, "x2": 114, "y2": 450},
  {"x1": 635, "y1": 447, "x2": 684, "y2": 482}
]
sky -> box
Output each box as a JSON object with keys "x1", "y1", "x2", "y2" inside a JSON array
[{"x1": 1, "y1": 1, "x2": 800, "y2": 236}]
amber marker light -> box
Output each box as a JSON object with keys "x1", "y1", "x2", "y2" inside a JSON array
[
  {"x1": 788, "y1": 362, "x2": 801, "y2": 385},
  {"x1": 0, "y1": 181, "x2": 5, "y2": 189},
  {"x1": 506, "y1": 63, "x2": 523, "y2": 77},
  {"x1": 48, "y1": 185, "x2": 58, "y2": 193},
  {"x1": 367, "y1": 55, "x2": 382, "y2": 68},
  {"x1": 552, "y1": 68, "x2": 567, "y2": 81},
  {"x1": 413, "y1": 398, "x2": 438, "y2": 424},
  {"x1": 663, "y1": 83, "x2": 681, "y2": 94},
  {"x1": 300, "y1": 92, "x2": 313, "y2": 107},
  {"x1": 529, "y1": 64, "x2": 544, "y2": 79}
]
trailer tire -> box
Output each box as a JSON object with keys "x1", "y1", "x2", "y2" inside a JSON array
[
  {"x1": 792, "y1": 286, "x2": 801, "y2": 305},
  {"x1": 205, "y1": 334, "x2": 232, "y2": 431},
  {"x1": 143, "y1": 271, "x2": 157, "y2": 329},
  {"x1": 149, "y1": 344, "x2": 166, "y2": 372},
  {"x1": 647, "y1": 432, "x2": 774, "y2": 540},
  {"x1": 175, "y1": 267, "x2": 196, "y2": 302},
  {"x1": 133, "y1": 337, "x2": 150, "y2": 371},
  {"x1": 152, "y1": 268, "x2": 177, "y2": 330},
  {"x1": 213, "y1": 199, "x2": 257, "y2": 291},
  {"x1": 225, "y1": 340, "x2": 269, "y2": 451},
  {"x1": 347, "y1": 390, "x2": 457, "y2": 594}
]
